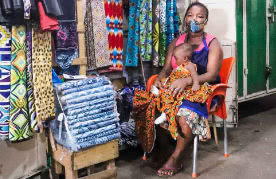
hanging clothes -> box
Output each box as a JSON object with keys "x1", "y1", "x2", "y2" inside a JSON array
[
  {"x1": 41, "y1": 0, "x2": 63, "y2": 17},
  {"x1": 38, "y1": 2, "x2": 59, "y2": 31},
  {"x1": 152, "y1": 0, "x2": 160, "y2": 67},
  {"x1": 55, "y1": 22, "x2": 78, "y2": 50},
  {"x1": 57, "y1": 0, "x2": 76, "y2": 22},
  {"x1": 166, "y1": 0, "x2": 179, "y2": 48},
  {"x1": 125, "y1": 0, "x2": 140, "y2": 67},
  {"x1": 158, "y1": 0, "x2": 166, "y2": 66},
  {"x1": 9, "y1": 25, "x2": 32, "y2": 142},
  {"x1": 32, "y1": 27, "x2": 55, "y2": 121},
  {"x1": 104, "y1": 0, "x2": 123, "y2": 71},
  {"x1": 139, "y1": 0, "x2": 152, "y2": 62},
  {"x1": 0, "y1": 25, "x2": 11, "y2": 140},
  {"x1": 26, "y1": 24, "x2": 38, "y2": 132}
]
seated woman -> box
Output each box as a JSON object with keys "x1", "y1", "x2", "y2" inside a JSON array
[
  {"x1": 153, "y1": 43, "x2": 213, "y2": 137},
  {"x1": 152, "y1": 2, "x2": 223, "y2": 176}
]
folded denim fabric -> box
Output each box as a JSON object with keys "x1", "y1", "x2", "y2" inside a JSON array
[
  {"x1": 55, "y1": 49, "x2": 78, "y2": 69},
  {"x1": 77, "y1": 128, "x2": 120, "y2": 143},
  {"x1": 67, "y1": 111, "x2": 114, "y2": 125},
  {"x1": 61, "y1": 85, "x2": 113, "y2": 101}
]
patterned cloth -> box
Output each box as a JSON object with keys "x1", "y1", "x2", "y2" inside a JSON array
[
  {"x1": 32, "y1": 27, "x2": 55, "y2": 121},
  {"x1": 23, "y1": 0, "x2": 31, "y2": 19},
  {"x1": 158, "y1": 0, "x2": 167, "y2": 66},
  {"x1": 0, "y1": 25, "x2": 11, "y2": 140},
  {"x1": 86, "y1": 0, "x2": 111, "y2": 71},
  {"x1": 139, "y1": 0, "x2": 152, "y2": 62},
  {"x1": 55, "y1": 49, "x2": 78, "y2": 69},
  {"x1": 134, "y1": 64, "x2": 213, "y2": 140},
  {"x1": 9, "y1": 26, "x2": 32, "y2": 142},
  {"x1": 84, "y1": 0, "x2": 96, "y2": 70},
  {"x1": 26, "y1": 25, "x2": 38, "y2": 132},
  {"x1": 125, "y1": 0, "x2": 140, "y2": 67},
  {"x1": 55, "y1": 23, "x2": 78, "y2": 50},
  {"x1": 38, "y1": 2, "x2": 59, "y2": 31},
  {"x1": 104, "y1": 0, "x2": 123, "y2": 71},
  {"x1": 152, "y1": 0, "x2": 160, "y2": 67}
]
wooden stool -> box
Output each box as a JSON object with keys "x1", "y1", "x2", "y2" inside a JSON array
[{"x1": 49, "y1": 130, "x2": 119, "y2": 179}]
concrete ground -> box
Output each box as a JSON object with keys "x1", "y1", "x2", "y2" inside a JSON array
[{"x1": 116, "y1": 94, "x2": 276, "y2": 179}]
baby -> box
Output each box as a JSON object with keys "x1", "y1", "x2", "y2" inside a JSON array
[{"x1": 153, "y1": 43, "x2": 210, "y2": 125}]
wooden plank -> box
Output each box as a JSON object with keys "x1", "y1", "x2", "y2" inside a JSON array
[
  {"x1": 79, "y1": 168, "x2": 117, "y2": 179},
  {"x1": 79, "y1": 65, "x2": 87, "y2": 75},
  {"x1": 77, "y1": 25, "x2": 85, "y2": 33},
  {"x1": 73, "y1": 140, "x2": 119, "y2": 170},
  {"x1": 65, "y1": 166, "x2": 78, "y2": 179},
  {"x1": 55, "y1": 161, "x2": 63, "y2": 175},
  {"x1": 52, "y1": 144, "x2": 72, "y2": 166},
  {"x1": 78, "y1": 33, "x2": 86, "y2": 58}
]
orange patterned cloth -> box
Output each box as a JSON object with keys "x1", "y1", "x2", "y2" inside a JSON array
[{"x1": 133, "y1": 64, "x2": 213, "y2": 140}]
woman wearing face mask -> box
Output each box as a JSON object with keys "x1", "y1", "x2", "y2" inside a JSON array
[{"x1": 153, "y1": 2, "x2": 223, "y2": 177}]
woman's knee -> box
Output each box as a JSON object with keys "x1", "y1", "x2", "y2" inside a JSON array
[{"x1": 178, "y1": 116, "x2": 192, "y2": 139}]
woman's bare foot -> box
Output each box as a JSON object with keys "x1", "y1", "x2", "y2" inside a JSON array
[{"x1": 157, "y1": 155, "x2": 183, "y2": 176}]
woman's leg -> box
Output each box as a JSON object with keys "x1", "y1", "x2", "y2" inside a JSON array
[{"x1": 158, "y1": 116, "x2": 193, "y2": 176}]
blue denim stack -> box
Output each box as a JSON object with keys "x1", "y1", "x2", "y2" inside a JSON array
[{"x1": 51, "y1": 76, "x2": 120, "y2": 151}]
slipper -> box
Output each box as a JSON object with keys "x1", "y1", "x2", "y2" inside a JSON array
[{"x1": 157, "y1": 164, "x2": 183, "y2": 177}]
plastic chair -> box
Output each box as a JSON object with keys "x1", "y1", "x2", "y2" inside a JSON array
[{"x1": 146, "y1": 57, "x2": 236, "y2": 178}]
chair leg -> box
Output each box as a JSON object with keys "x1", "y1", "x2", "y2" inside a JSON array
[
  {"x1": 192, "y1": 136, "x2": 198, "y2": 178},
  {"x1": 224, "y1": 120, "x2": 229, "y2": 158},
  {"x1": 212, "y1": 115, "x2": 218, "y2": 145}
]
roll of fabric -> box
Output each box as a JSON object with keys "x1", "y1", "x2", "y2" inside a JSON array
[
  {"x1": 2, "y1": 0, "x2": 13, "y2": 15},
  {"x1": 152, "y1": 0, "x2": 160, "y2": 67},
  {"x1": 125, "y1": 0, "x2": 140, "y2": 67},
  {"x1": 55, "y1": 22, "x2": 78, "y2": 50},
  {"x1": 26, "y1": 24, "x2": 38, "y2": 132},
  {"x1": 91, "y1": 0, "x2": 111, "y2": 69},
  {"x1": 32, "y1": 27, "x2": 55, "y2": 121},
  {"x1": 104, "y1": 0, "x2": 123, "y2": 71},
  {"x1": 55, "y1": 49, "x2": 78, "y2": 69},
  {"x1": 0, "y1": 25, "x2": 11, "y2": 140},
  {"x1": 139, "y1": 0, "x2": 152, "y2": 62},
  {"x1": 23, "y1": 0, "x2": 31, "y2": 19},
  {"x1": 9, "y1": 25, "x2": 32, "y2": 142},
  {"x1": 159, "y1": 0, "x2": 166, "y2": 66}
]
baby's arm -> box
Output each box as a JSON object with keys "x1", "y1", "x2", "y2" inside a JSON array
[{"x1": 185, "y1": 63, "x2": 200, "y2": 91}]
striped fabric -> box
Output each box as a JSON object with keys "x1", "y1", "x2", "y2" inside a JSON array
[{"x1": 0, "y1": 25, "x2": 11, "y2": 140}]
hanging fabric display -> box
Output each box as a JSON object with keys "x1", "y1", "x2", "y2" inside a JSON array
[
  {"x1": 158, "y1": 0, "x2": 166, "y2": 66},
  {"x1": 55, "y1": 23, "x2": 78, "y2": 50},
  {"x1": 57, "y1": 0, "x2": 76, "y2": 22},
  {"x1": 152, "y1": 0, "x2": 160, "y2": 67},
  {"x1": 0, "y1": 25, "x2": 11, "y2": 140},
  {"x1": 32, "y1": 27, "x2": 55, "y2": 121},
  {"x1": 26, "y1": 24, "x2": 38, "y2": 132},
  {"x1": 84, "y1": 0, "x2": 96, "y2": 70},
  {"x1": 139, "y1": 0, "x2": 153, "y2": 62},
  {"x1": 104, "y1": 0, "x2": 123, "y2": 71},
  {"x1": 125, "y1": 0, "x2": 140, "y2": 67},
  {"x1": 91, "y1": 0, "x2": 111, "y2": 69},
  {"x1": 9, "y1": 26, "x2": 32, "y2": 142},
  {"x1": 173, "y1": 0, "x2": 179, "y2": 37},
  {"x1": 166, "y1": 0, "x2": 179, "y2": 47}
]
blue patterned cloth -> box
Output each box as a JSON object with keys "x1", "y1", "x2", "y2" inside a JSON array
[{"x1": 51, "y1": 76, "x2": 120, "y2": 151}]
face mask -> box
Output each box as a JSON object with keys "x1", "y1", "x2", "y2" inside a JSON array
[{"x1": 188, "y1": 19, "x2": 206, "y2": 33}]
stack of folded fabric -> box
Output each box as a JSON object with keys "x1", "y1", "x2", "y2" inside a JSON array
[{"x1": 51, "y1": 76, "x2": 120, "y2": 151}]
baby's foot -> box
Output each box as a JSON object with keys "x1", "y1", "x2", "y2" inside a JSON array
[{"x1": 155, "y1": 113, "x2": 167, "y2": 124}]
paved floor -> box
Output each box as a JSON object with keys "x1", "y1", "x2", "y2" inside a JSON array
[{"x1": 117, "y1": 94, "x2": 276, "y2": 179}]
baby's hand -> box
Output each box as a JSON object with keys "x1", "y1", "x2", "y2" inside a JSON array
[{"x1": 192, "y1": 83, "x2": 200, "y2": 91}]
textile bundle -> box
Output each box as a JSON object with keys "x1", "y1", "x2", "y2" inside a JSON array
[{"x1": 51, "y1": 76, "x2": 120, "y2": 151}]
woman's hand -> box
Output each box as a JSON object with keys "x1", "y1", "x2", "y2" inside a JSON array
[
  {"x1": 153, "y1": 77, "x2": 163, "y2": 89},
  {"x1": 169, "y1": 78, "x2": 191, "y2": 97}
]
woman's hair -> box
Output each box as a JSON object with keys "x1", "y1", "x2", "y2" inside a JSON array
[{"x1": 184, "y1": 2, "x2": 209, "y2": 20}]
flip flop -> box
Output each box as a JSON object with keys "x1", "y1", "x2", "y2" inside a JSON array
[{"x1": 157, "y1": 164, "x2": 183, "y2": 177}]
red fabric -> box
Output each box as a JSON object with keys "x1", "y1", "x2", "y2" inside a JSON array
[{"x1": 38, "y1": 2, "x2": 59, "y2": 31}]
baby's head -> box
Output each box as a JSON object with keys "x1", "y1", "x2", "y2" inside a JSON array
[{"x1": 173, "y1": 43, "x2": 192, "y2": 66}]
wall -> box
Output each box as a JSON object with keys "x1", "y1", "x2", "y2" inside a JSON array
[{"x1": 0, "y1": 134, "x2": 46, "y2": 179}]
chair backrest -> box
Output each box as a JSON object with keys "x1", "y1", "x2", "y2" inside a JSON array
[{"x1": 219, "y1": 57, "x2": 235, "y2": 84}]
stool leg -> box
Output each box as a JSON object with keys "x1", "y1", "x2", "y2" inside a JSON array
[
  {"x1": 192, "y1": 136, "x2": 198, "y2": 178},
  {"x1": 224, "y1": 120, "x2": 229, "y2": 158},
  {"x1": 212, "y1": 115, "x2": 218, "y2": 145},
  {"x1": 65, "y1": 166, "x2": 77, "y2": 179}
]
